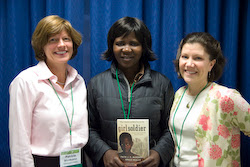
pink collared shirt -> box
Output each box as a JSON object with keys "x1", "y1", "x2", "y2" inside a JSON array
[{"x1": 9, "y1": 61, "x2": 88, "y2": 167}]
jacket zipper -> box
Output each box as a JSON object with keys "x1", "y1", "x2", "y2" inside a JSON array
[{"x1": 122, "y1": 75, "x2": 132, "y2": 102}]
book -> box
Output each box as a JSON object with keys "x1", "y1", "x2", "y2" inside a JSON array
[{"x1": 117, "y1": 119, "x2": 149, "y2": 167}]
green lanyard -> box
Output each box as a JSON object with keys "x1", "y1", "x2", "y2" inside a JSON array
[
  {"x1": 116, "y1": 69, "x2": 135, "y2": 119},
  {"x1": 48, "y1": 79, "x2": 74, "y2": 146},
  {"x1": 172, "y1": 82, "x2": 208, "y2": 158}
]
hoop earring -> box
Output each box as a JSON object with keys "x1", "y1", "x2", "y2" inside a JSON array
[{"x1": 177, "y1": 72, "x2": 182, "y2": 78}]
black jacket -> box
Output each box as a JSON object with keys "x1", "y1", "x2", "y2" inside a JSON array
[{"x1": 86, "y1": 63, "x2": 175, "y2": 166}]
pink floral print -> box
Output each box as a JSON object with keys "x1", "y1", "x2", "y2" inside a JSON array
[
  {"x1": 215, "y1": 91, "x2": 221, "y2": 98},
  {"x1": 231, "y1": 134, "x2": 240, "y2": 148},
  {"x1": 234, "y1": 95, "x2": 249, "y2": 112},
  {"x1": 209, "y1": 145, "x2": 222, "y2": 160},
  {"x1": 199, "y1": 115, "x2": 212, "y2": 131},
  {"x1": 233, "y1": 112, "x2": 238, "y2": 116},
  {"x1": 171, "y1": 83, "x2": 250, "y2": 166},
  {"x1": 217, "y1": 124, "x2": 230, "y2": 138},
  {"x1": 232, "y1": 160, "x2": 239, "y2": 167},
  {"x1": 220, "y1": 96, "x2": 234, "y2": 113},
  {"x1": 198, "y1": 154, "x2": 204, "y2": 167}
]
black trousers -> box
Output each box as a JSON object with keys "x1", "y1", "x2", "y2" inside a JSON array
[{"x1": 33, "y1": 148, "x2": 86, "y2": 167}]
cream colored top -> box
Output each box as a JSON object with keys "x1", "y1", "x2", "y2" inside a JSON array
[{"x1": 170, "y1": 85, "x2": 211, "y2": 167}]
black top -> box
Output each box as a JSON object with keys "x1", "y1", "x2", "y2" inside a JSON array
[{"x1": 86, "y1": 62, "x2": 175, "y2": 166}]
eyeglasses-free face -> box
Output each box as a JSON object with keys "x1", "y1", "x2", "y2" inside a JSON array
[
  {"x1": 113, "y1": 32, "x2": 142, "y2": 72},
  {"x1": 44, "y1": 30, "x2": 73, "y2": 67},
  {"x1": 120, "y1": 138, "x2": 133, "y2": 153},
  {"x1": 179, "y1": 43, "x2": 216, "y2": 89}
]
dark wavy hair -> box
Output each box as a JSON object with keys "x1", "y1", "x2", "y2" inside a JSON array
[
  {"x1": 31, "y1": 15, "x2": 82, "y2": 61},
  {"x1": 102, "y1": 16, "x2": 156, "y2": 64},
  {"x1": 174, "y1": 32, "x2": 226, "y2": 82}
]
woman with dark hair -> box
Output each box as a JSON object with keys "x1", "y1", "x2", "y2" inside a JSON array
[
  {"x1": 169, "y1": 32, "x2": 250, "y2": 167},
  {"x1": 9, "y1": 15, "x2": 88, "y2": 167},
  {"x1": 86, "y1": 16, "x2": 174, "y2": 167}
]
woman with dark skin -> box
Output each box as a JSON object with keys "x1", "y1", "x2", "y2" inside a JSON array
[{"x1": 86, "y1": 16, "x2": 174, "y2": 167}]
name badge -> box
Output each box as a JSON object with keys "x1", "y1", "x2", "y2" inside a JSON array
[{"x1": 60, "y1": 148, "x2": 81, "y2": 167}]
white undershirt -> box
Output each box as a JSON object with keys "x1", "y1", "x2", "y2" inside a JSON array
[{"x1": 171, "y1": 85, "x2": 211, "y2": 167}]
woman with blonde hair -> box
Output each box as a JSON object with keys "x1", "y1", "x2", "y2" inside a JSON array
[{"x1": 9, "y1": 15, "x2": 88, "y2": 167}]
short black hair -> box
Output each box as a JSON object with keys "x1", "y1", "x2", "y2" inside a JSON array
[
  {"x1": 174, "y1": 32, "x2": 226, "y2": 82},
  {"x1": 119, "y1": 132, "x2": 133, "y2": 144},
  {"x1": 102, "y1": 16, "x2": 156, "y2": 64}
]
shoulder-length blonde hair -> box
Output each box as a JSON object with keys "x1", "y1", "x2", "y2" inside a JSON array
[{"x1": 31, "y1": 15, "x2": 82, "y2": 61}]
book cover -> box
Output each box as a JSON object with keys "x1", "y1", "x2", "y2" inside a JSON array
[{"x1": 117, "y1": 119, "x2": 149, "y2": 167}]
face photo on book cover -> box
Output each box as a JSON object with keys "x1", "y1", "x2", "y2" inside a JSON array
[{"x1": 118, "y1": 132, "x2": 139, "y2": 157}]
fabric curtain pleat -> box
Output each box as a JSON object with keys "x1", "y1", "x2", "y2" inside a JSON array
[{"x1": 1, "y1": 0, "x2": 249, "y2": 166}]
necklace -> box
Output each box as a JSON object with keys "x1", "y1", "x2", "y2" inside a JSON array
[
  {"x1": 56, "y1": 70, "x2": 67, "y2": 85},
  {"x1": 186, "y1": 96, "x2": 195, "y2": 108},
  {"x1": 172, "y1": 82, "x2": 208, "y2": 158},
  {"x1": 57, "y1": 81, "x2": 65, "y2": 85}
]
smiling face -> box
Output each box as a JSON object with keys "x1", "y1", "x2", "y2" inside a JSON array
[
  {"x1": 44, "y1": 30, "x2": 73, "y2": 67},
  {"x1": 179, "y1": 43, "x2": 216, "y2": 88},
  {"x1": 113, "y1": 32, "x2": 142, "y2": 72}
]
